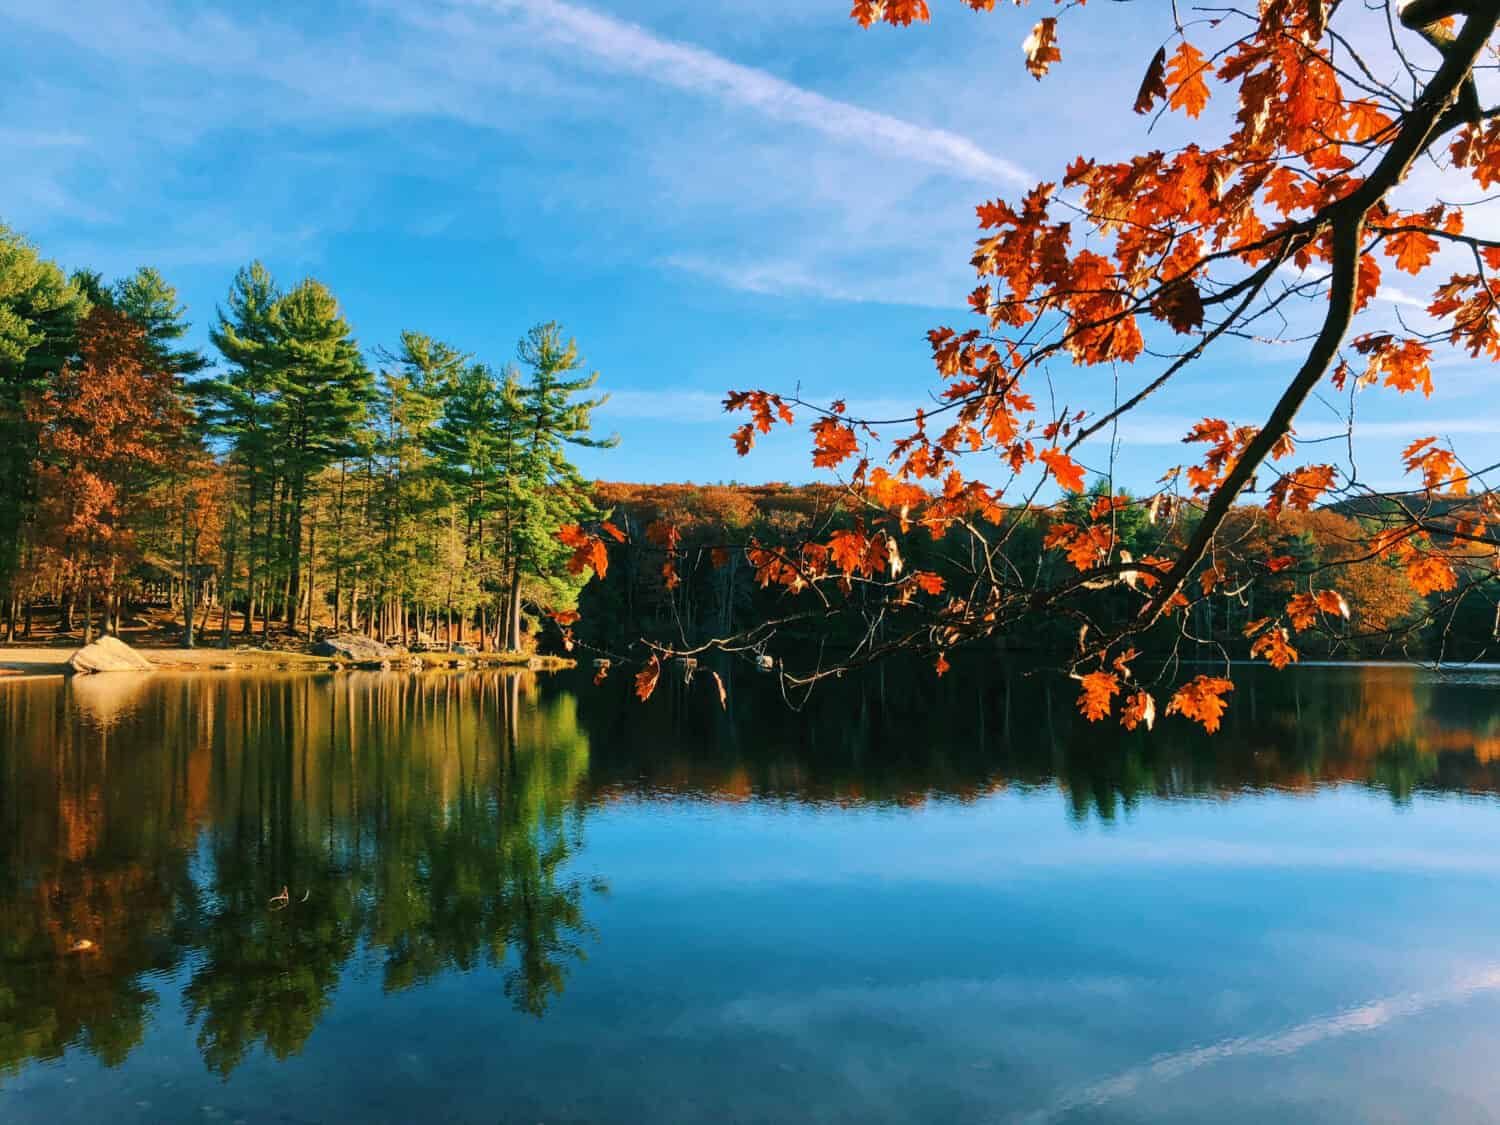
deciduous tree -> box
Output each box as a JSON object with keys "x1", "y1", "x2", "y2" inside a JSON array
[{"x1": 607, "y1": 0, "x2": 1500, "y2": 727}]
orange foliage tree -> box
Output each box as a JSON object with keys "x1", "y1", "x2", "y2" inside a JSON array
[
  {"x1": 28, "y1": 307, "x2": 189, "y2": 639},
  {"x1": 564, "y1": 0, "x2": 1500, "y2": 728}
]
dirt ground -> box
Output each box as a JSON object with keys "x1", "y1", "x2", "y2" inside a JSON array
[
  {"x1": 0, "y1": 646, "x2": 339, "y2": 677},
  {"x1": 0, "y1": 607, "x2": 571, "y2": 678}
]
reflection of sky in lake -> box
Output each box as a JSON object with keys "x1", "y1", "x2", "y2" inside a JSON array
[
  {"x1": 4, "y1": 666, "x2": 1500, "y2": 1123},
  {"x1": 567, "y1": 789, "x2": 1500, "y2": 1123}
]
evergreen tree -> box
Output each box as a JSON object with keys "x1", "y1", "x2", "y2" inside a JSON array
[
  {"x1": 205, "y1": 261, "x2": 281, "y2": 637},
  {"x1": 499, "y1": 322, "x2": 617, "y2": 651},
  {"x1": 113, "y1": 267, "x2": 209, "y2": 380},
  {"x1": 0, "y1": 224, "x2": 89, "y2": 616},
  {"x1": 67, "y1": 269, "x2": 113, "y2": 309},
  {"x1": 268, "y1": 278, "x2": 371, "y2": 630},
  {"x1": 427, "y1": 361, "x2": 511, "y2": 640},
  {"x1": 367, "y1": 333, "x2": 468, "y2": 640}
]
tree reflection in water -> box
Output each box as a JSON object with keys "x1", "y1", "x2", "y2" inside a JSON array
[
  {"x1": 2, "y1": 661, "x2": 1499, "y2": 1079},
  {"x1": 0, "y1": 670, "x2": 595, "y2": 1078}
]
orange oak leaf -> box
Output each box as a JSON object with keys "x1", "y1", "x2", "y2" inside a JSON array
[
  {"x1": 557, "y1": 524, "x2": 609, "y2": 579},
  {"x1": 1266, "y1": 464, "x2": 1336, "y2": 516},
  {"x1": 1286, "y1": 592, "x2": 1319, "y2": 631},
  {"x1": 1407, "y1": 554, "x2": 1458, "y2": 595},
  {"x1": 1165, "y1": 42, "x2": 1210, "y2": 118},
  {"x1": 635, "y1": 655, "x2": 662, "y2": 701},
  {"x1": 1040, "y1": 446, "x2": 1086, "y2": 492},
  {"x1": 1385, "y1": 229, "x2": 1440, "y2": 276},
  {"x1": 1023, "y1": 17, "x2": 1061, "y2": 79},
  {"x1": 1165, "y1": 676, "x2": 1234, "y2": 734},
  {"x1": 913, "y1": 571, "x2": 946, "y2": 595},
  {"x1": 829, "y1": 529, "x2": 869, "y2": 575},
  {"x1": 1250, "y1": 627, "x2": 1299, "y2": 670},
  {"x1": 1077, "y1": 671, "x2": 1120, "y2": 722},
  {"x1": 811, "y1": 417, "x2": 861, "y2": 468},
  {"x1": 1121, "y1": 690, "x2": 1156, "y2": 732},
  {"x1": 1315, "y1": 589, "x2": 1350, "y2": 620}
]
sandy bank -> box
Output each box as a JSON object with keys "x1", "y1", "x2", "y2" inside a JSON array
[{"x1": 0, "y1": 646, "x2": 573, "y2": 679}]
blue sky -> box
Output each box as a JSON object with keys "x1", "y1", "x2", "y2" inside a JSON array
[{"x1": 2, "y1": 0, "x2": 1494, "y2": 489}]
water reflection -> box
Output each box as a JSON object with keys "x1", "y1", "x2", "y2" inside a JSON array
[
  {"x1": 569, "y1": 661, "x2": 1500, "y2": 816},
  {"x1": 1, "y1": 662, "x2": 1498, "y2": 1086},
  {"x1": 0, "y1": 671, "x2": 595, "y2": 1079}
]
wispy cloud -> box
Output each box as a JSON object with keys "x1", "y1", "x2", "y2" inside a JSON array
[
  {"x1": 1019, "y1": 966, "x2": 1500, "y2": 1124},
  {"x1": 1376, "y1": 284, "x2": 1428, "y2": 309},
  {"x1": 462, "y1": 0, "x2": 1031, "y2": 187},
  {"x1": 663, "y1": 253, "x2": 961, "y2": 308}
]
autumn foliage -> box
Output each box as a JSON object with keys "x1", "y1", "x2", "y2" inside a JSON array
[
  {"x1": 569, "y1": 0, "x2": 1500, "y2": 729},
  {"x1": 28, "y1": 308, "x2": 188, "y2": 610}
]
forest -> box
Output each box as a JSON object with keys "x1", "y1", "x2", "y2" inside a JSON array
[
  {"x1": 0, "y1": 222, "x2": 613, "y2": 653},
  {"x1": 577, "y1": 481, "x2": 1497, "y2": 670},
  {"x1": 0, "y1": 216, "x2": 1495, "y2": 676}
]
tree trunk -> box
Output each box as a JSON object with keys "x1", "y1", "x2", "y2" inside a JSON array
[
  {"x1": 306, "y1": 519, "x2": 317, "y2": 637},
  {"x1": 332, "y1": 461, "x2": 346, "y2": 633},
  {"x1": 181, "y1": 498, "x2": 194, "y2": 648},
  {"x1": 242, "y1": 471, "x2": 260, "y2": 637},
  {"x1": 83, "y1": 583, "x2": 94, "y2": 646},
  {"x1": 220, "y1": 506, "x2": 238, "y2": 648},
  {"x1": 265, "y1": 473, "x2": 283, "y2": 624},
  {"x1": 287, "y1": 473, "x2": 305, "y2": 632},
  {"x1": 505, "y1": 563, "x2": 524, "y2": 652},
  {"x1": 183, "y1": 566, "x2": 196, "y2": 648}
]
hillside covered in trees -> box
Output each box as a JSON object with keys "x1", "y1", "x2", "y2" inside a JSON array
[{"x1": 572, "y1": 482, "x2": 1498, "y2": 670}]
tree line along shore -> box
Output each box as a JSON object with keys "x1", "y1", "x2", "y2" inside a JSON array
[{"x1": 2, "y1": 220, "x2": 1494, "y2": 680}]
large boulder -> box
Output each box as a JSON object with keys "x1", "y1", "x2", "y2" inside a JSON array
[
  {"x1": 313, "y1": 633, "x2": 398, "y2": 663},
  {"x1": 66, "y1": 636, "x2": 154, "y2": 675}
]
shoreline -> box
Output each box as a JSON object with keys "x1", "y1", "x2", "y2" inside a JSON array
[{"x1": 0, "y1": 645, "x2": 576, "y2": 680}]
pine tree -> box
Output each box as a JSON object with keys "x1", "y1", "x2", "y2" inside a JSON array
[
  {"x1": 204, "y1": 261, "x2": 281, "y2": 638},
  {"x1": 112, "y1": 267, "x2": 209, "y2": 381},
  {"x1": 499, "y1": 323, "x2": 617, "y2": 651},
  {"x1": 268, "y1": 278, "x2": 370, "y2": 632},
  {"x1": 0, "y1": 224, "x2": 89, "y2": 621},
  {"x1": 427, "y1": 361, "x2": 510, "y2": 642},
  {"x1": 368, "y1": 332, "x2": 468, "y2": 640}
]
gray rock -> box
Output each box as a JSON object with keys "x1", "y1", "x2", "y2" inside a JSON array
[
  {"x1": 312, "y1": 633, "x2": 397, "y2": 662},
  {"x1": 66, "y1": 636, "x2": 154, "y2": 675}
]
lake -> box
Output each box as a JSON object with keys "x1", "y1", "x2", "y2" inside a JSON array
[{"x1": 3, "y1": 662, "x2": 1500, "y2": 1123}]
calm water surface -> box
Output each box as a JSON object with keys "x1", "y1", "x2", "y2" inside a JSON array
[{"x1": 3, "y1": 663, "x2": 1500, "y2": 1123}]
